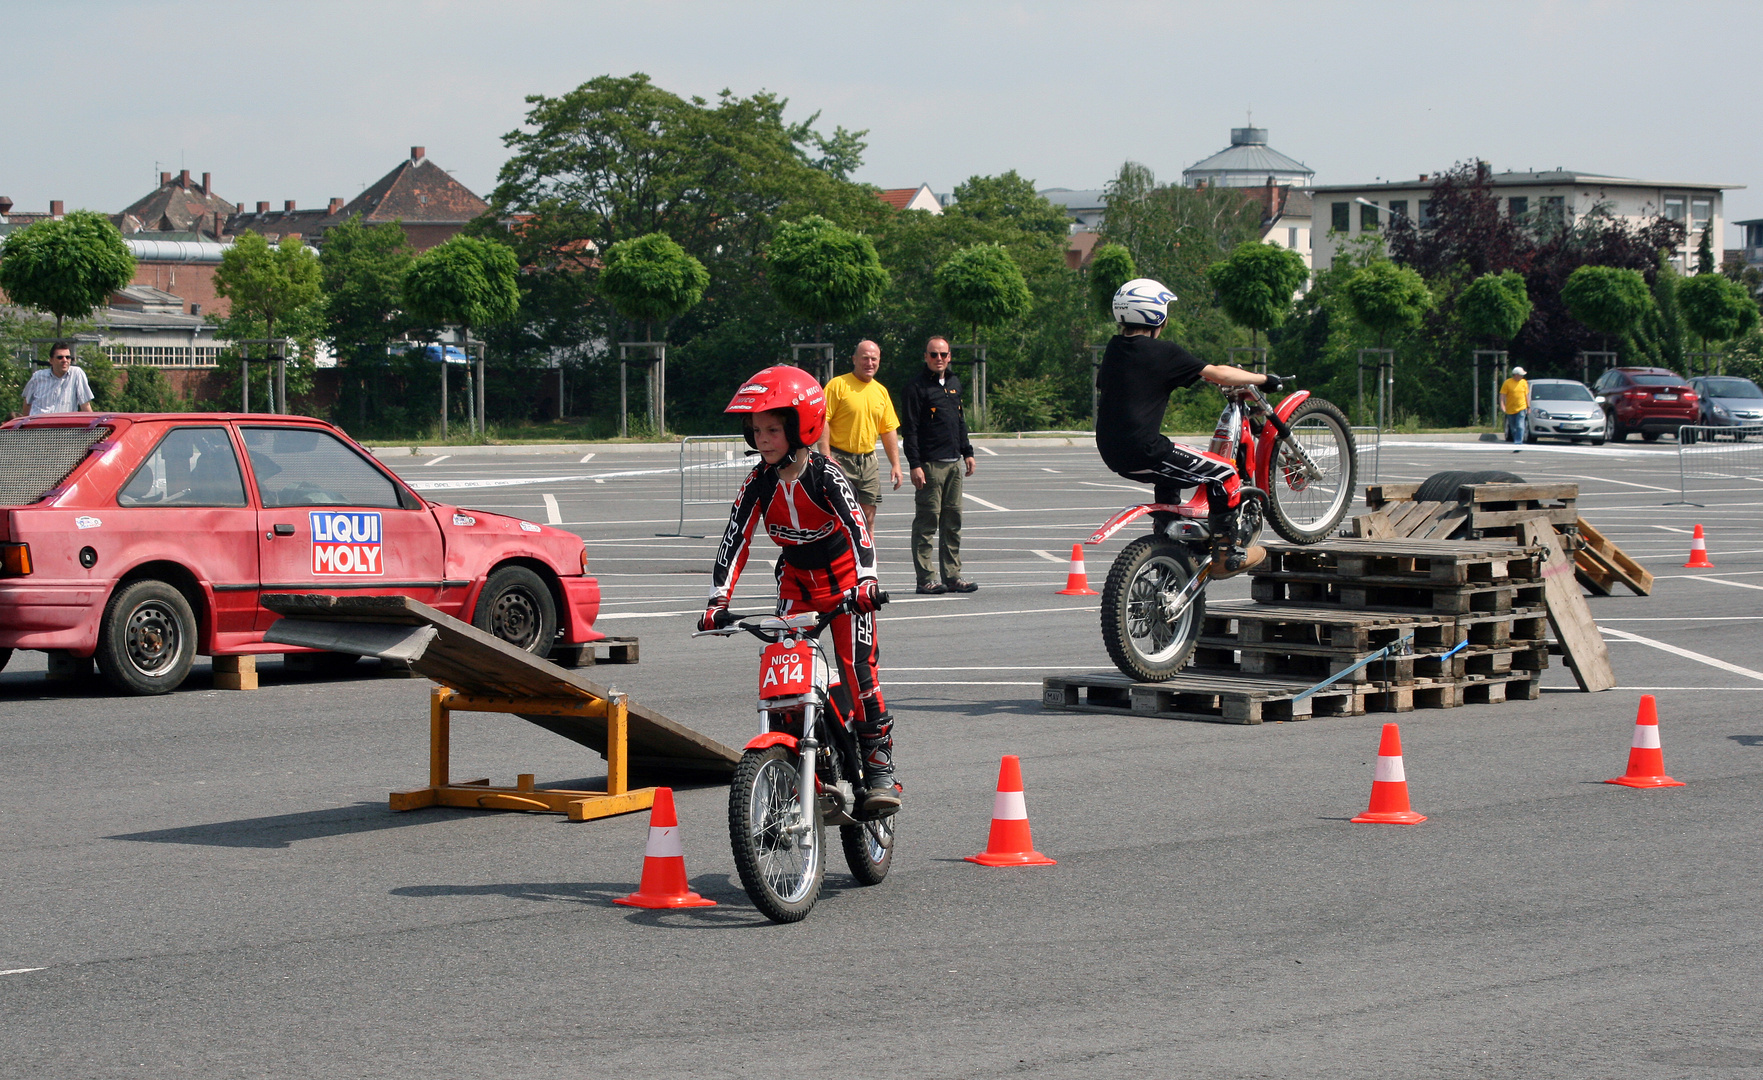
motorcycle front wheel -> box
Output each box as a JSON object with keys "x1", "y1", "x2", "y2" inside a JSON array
[
  {"x1": 841, "y1": 816, "x2": 894, "y2": 885},
  {"x1": 1101, "y1": 535, "x2": 1205, "y2": 682},
  {"x1": 729, "y1": 746, "x2": 824, "y2": 923},
  {"x1": 1268, "y1": 398, "x2": 1358, "y2": 544}
]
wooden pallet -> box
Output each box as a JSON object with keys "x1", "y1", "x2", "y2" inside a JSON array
[
  {"x1": 1204, "y1": 605, "x2": 1453, "y2": 652},
  {"x1": 1355, "y1": 482, "x2": 1578, "y2": 543},
  {"x1": 1250, "y1": 575, "x2": 1544, "y2": 615},
  {"x1": 1041, "y1": 671, "x2": 1365, "y2": 724},
  {"x1": 1573, "y1": 518, "x2": 1654, "y2": 596},
  {"x1": 549, "y1": 636, "x2": 641, "y2": 668},
  {"x1": 1259, "y1": 538, "x2": 1543, "y2": 586}
]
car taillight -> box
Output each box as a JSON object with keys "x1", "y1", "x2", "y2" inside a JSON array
[
  {"x1": 580, "y1": 547, "x2": 590, "y2": 575},
  {"x1": 0, "y1": 543, "x2": 30, "y2": 577},
  {"x1": 1682, "y1": 391, "x2": 1698, "y2": 401}
]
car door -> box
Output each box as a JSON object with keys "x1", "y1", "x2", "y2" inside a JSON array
[
  {"x1": 240, "y1": 424, "x2": 444, "y2": 629},
  {"x1": 110, "y1": 424, "x2": 261, "y2": 641}
]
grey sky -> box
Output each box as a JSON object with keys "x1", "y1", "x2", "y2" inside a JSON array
[{"x1": 8, "y1": 1, "x2": 1763, "y2": 227}]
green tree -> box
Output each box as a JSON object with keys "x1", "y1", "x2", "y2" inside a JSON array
[
  {"x1": 0, "y1": 210, "x2": 136, "y2": 335},
  {"x1": 1342, "y1": 261, "x2": 1434, "y2": 349},
  {"x1": 766, "y1": 214, "x2": 889, "y2": 343},
  {"x1": 321, "y1": 216, "x2": 413, "y2": 366},
  {"x1": 946, "y1": 171, "x2": 1070, "y2": 239},
  {"x1": 934, "y1": 243, "x2": 1033, "y2": 347},
  {"x1": 1456, "y1": 270, "x2": 1533, "y2": 344},
  {"x1": 1561, "y1": 265, "x2": 1651, "y2": 354},
  {"x1": 213, "y1": 232, "x2": 321, "y2": 345},
  {"x1": 1087, "y1": 243, "x2": 1136, "y2": 318},
  {"x1": 1679, "y1": 271, "x2": 1760, "y2": 358},
  {"x1": 597, "y1": 232, "x2": 709, "y2": 339},
  {"x1": 1205, "y1": 241, "x2": 1309, "y2": 349},
  {"x1": 403, "y1": 236, "x2": 521, "y2": 335}
]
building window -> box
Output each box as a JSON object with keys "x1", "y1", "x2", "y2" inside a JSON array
[
  {"x1": 1360, "y1": 202, "x2": 1379, "y2": 232},
  {"x1": 1691, "y1": 197, "x2": 1712, "y2": 231},
  {"x1": 1418, "y1": 200, "x2": 1434, "y2": 228},
  {"x1": 1288, "y1": 227, "x2": 1299, "y2": 249},
  {"x1": 1539, "y1": 196, "x2": 1566, "y2": 228},
  {"x1": 1332, "y1": 202, "x2": 1349, "y2": 232},
  {"x1": 1388, "y1": 200, "x2": 1408, "y2": 225},
  {"x1": 1508, "y1": 197, "x2": 1529, "y2": 220},
  {"x1": 1664, "y1": 196, "x2": 1685, "y2": 222}
]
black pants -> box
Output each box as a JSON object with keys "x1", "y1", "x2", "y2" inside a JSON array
[{"x1": 1108, "y1": 439, "x2": 1237, "y2": 515}]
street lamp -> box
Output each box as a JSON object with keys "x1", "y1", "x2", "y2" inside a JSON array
[{"x1": 1354, "y1": 197, "x2": 1415, "y2": 226}]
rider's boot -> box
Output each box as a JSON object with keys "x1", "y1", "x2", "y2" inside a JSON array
[
  {"x1": 1207, "y1": 486, "x2": 1267, "y2": 579},
  {"x1": 857, "y1": 704, "x2": 901, "y2": 818}
]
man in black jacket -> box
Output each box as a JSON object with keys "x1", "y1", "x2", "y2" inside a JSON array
[{"x1": 899, "y1": 336, "x2": 977, "y2": 594}]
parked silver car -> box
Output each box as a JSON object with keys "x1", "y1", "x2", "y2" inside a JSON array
[
  {"x1": 1686, "y1": 375, "x2": 1763, "y2": 441},
  {"x1": 1526, "y1": 378, "x2": 1607, "y2": 444}
]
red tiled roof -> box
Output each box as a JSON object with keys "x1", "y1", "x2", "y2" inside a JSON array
[{"x1": 876, "y1": 188, "x2": 920, "y2": 211}]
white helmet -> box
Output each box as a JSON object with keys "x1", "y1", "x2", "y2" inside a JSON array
[{"x1": 1112, "y1": 278, "x2": 1175, "y2": 327}]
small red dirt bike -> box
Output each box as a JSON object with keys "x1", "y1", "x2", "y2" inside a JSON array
[
  {"x1": 1086, "y1": 382, "x2": 1357, "y2": 682},
  {"x1": 695, "y1": 596, "x2": 894, "y2": 923}
]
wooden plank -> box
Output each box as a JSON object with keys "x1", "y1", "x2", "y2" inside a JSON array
[
  {"x1": 1365, "y1": 482, "x2": 1420, "y2": 508},
  {"x1": 1518, "y1": 521, "x2": 1616, "y2": 692},
  {"x1": 1463, "y1": 482, "x2": 1580, "y2": 503},
  {"x1": 262, "y1": 593, "x2": 739, "y2": 775},
  {"x1": 1575, "y1": 518, "x2": 1653, "y2": 595},
  {"x1": 1350, "y1": 508, "x2": 1393, "y2": 539},
  {"x1": 1419, "y1": 508, "x2": 1469, "y2": 540},
  {"x1": 1469, "y1": 505, "x2": 1578, "y2": 529},
  {"x1": 212, "y1": 654, "x2": 258, "y2": 691},
  {"x1": 1392, "y1": 501, "x2": 1447, "y2": 538}
]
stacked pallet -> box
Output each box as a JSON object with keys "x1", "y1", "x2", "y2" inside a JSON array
[
  {"x1": 1042, "y1": 537, "x2": 1552, "y2": 725},
  {"x1": 1356, "y1": 481, "x2": 1578, "y2": 543}
]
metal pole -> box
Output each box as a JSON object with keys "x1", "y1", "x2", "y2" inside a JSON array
[
  {"x1": 240, "y1": 347, "x2": 250, "y2": 413},
  {"x1": 1472, "y1": 353, "x2": 1479, "y2": 426},
  {"x1": 655, "y1": 344, "x2": 666, "y2": 436},
  {"x1": 619, "y1": 360, "x2": 628, "y2": 438},
  {"x1": 275, "y1": 342, "x2": 287, "y2": 415},
  {"x1": 439, "y1": 339, "x2": 448, "y2": 442}
]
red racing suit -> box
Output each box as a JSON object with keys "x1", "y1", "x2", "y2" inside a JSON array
[{"x1": 710, "y1": 451, "x2": 885, "y2": 720}]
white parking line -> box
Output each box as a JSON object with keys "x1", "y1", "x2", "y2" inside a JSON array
[
  {"x1": 1680, "y1": 575, "x2": 1763, "y2": 591},
  {"x1": 542, "y1": 493, "x2": 562, "y2": 525},
  {"x1": 891, "y1": 681, "x2": 1041, "y2": 686},
  {"x1": 964, "y1": 493, "x2": 1010, "y2": 511},
  {"x1": 0, "y1": 967, "x2": 45, "y2": 976},
  {"x1": 424, "y1": 455, "x2": 450, "y2": 466},
  {"x1": 884, "y1": 605, "x2": 1097, "y2": 622},
  {"x1": 1030, "y1": 549, "x2": 1065, "y2": 563},
  {"x1": 579, "y1": 453, "x2": 596, "y2": 463},
  {"x1": 977, "y1": 446, "x2": 999, "y2": 456},
  {"x1": 1601, "y1": 627, "x2": 1763, "y2": 682},
  {"x1": 1041, "y1": 468, "x2": 1060, "y2": 473}
]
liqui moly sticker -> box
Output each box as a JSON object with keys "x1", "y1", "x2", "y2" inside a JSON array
[
  {"x1": 453, "y1": 514, "x2": 476, "y2": 526},
  {"x1": 519, "y1": 521, "x2": 542, "y2": 532},
  {"x1": 75, "y1": 516, "x2": 102, "y2": 530},
  {"x1": 310, "y1": 510, "x2": 384, "y2": 575}
]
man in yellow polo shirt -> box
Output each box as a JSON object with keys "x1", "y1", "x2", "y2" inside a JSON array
[
  {"x1": 815, "y1": 339, "x2": 903, "y2": 530},
  {"x1": 1500, "y1": 365, "x2": 1529, "y2": 451}
]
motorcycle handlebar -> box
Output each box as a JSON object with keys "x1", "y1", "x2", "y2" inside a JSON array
[{"x1": 692, "y1": 591, "x2": 890, "y2": 639}]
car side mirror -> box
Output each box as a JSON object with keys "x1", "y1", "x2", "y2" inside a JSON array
[{"x1": 1594, "y1": 396, "x2": 1606, "y2": 405}]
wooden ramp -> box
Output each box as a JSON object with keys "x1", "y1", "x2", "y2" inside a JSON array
[{"x1": 262, "y1": 594, "x2": 739, "y2": 821}]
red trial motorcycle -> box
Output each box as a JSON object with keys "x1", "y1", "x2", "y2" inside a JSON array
[
  {"x1": 694, "y1": 596, "x2": 894, "y2": 923},
  {"x1": 1086, "y1": 382, "x2": 1358, "y2": 682}
]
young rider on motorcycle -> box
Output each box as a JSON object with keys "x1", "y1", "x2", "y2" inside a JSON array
[
  {"x1": 703, "y1": 365, "x2": 901, "y2": 817},
  {"x1": 1096, "y1": 278, "x2": 1284, "y2": 577}
]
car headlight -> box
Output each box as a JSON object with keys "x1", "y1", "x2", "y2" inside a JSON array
[
  {"x1": 1713, "y1": 404, "x2": 1732, "y2": 418},
  {"x1": 1534, "y1": 409, "x2": 1551, "y2": 420}
]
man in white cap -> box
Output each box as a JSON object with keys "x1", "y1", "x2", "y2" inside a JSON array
[{"x1": 1499, "y1": 366, "x2": 1529, "y2": 450}]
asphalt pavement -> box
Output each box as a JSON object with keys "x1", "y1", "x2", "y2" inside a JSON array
[{"x1": 3, "y1": 432, "x2": 1761, "y2": 1079}]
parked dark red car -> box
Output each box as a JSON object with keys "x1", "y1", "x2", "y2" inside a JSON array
[
  {"x1": 1591, "y1": 367, "x2": 1700, "y2": 442},
  {"x1": 0, "y1": 413, "x2": 604, "y2": 694}
]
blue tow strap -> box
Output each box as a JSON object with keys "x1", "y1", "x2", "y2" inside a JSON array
[{"x1": 1291, "y1": 635, "x2": 1469, "y2": 702}]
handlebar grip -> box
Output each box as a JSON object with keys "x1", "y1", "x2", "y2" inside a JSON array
[
  {"x1": 713, "y1": 607, "x2": 736, "y2": 629},
  {"x1": 875, "y1": 591, "x2": 890, "y2": 607}
]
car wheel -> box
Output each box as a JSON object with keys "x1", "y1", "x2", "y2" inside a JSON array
[
  {"x1": 95, "y1": 579, "x2": 197, "y2": 695},
  {"x1": 1642, "y1": 431, "x2": 1660, "y2": 442},
  {"x1": 473, "y1": 565, "x2": 558, "y2": 655},
  {"x1": 1590, "y1": 436, "x2": 1606, "y2": 446}
]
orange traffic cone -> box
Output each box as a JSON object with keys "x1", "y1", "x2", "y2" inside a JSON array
[
  {"x1": 1683, "y1": 525, "x2": 1714, "y2": 568},
  {"x1": 1351, "y1": 723, "x2": 1427, "y2": 824},
  {"x1": 1056, "y1": 544, "x2": 1098, "y2": 596},
  {"x1": 1606, "y1": 695, "x2": 1685, "y2": 788},
  {"x1": 966, "y1": 755, "x2": 1056, "y2": 866},
  {"x1": 614, "y1": 788, "x2": 716, "y2": 908}
]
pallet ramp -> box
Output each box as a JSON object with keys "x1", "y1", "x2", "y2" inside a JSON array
[{"x1": 262, "y1": 593, "x2": 738, "y2": 777}]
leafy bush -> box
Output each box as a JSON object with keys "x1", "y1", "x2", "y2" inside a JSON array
[{"x1": 987, "y1": 375, "x2": 1060, "y2": 431}]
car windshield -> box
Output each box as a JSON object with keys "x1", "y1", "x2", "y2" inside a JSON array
[
  {"x1": 1631, "y1": 374, "x2": 1687, "y2": 387},
  {"x1": 1531, "y1": 383, "x2": 1594, "y2": 402},
  {"x1": 1700, "y1": 378, "x2": 1763, "y2": 399}
]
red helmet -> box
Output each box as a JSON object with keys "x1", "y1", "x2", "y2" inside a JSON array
[{"x1": 724, "y1": 365, "x2": 826, "y2": 449}]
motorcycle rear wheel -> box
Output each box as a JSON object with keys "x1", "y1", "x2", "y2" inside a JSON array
[
  {"x1": 841, "y1": 816, "x2": 894, "y2": 885},
  {"x1": 1267, "y1": 398, "x2": 1358, "y2": 544},
  {"x1": 1101, "y1": 535, "x2": 1204, "y2": 682},
  {"x1": 729, "y1": 746, "x2": 824, "y2": 923}
]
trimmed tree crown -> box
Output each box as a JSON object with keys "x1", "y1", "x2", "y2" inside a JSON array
[
  {"x1": 1087, "y1": 243, "x2": 1137, "y2": 318},
  {"x1": 1205, "y1": 241, "x2": 1308, "y2": 336},
  {"x1": 403, "y1": 235, "x2": 521, "y2": 331},
  {"x1": 597, "y1": 231, "x2": 709, "y2": 326},
  {"x1": 1560, "y1": 265, "x2": 1651, "y2": 338},
  {"x1": 0, "y1": 210, "x2": 137, "y2": 330},
  {"x1": 933, "y1": 243, "x2": 1032, "y2": 334},
  {"x1": 767, "y1": 214, "x2": 889, "y2": 326},
  {"x1": 1456, "y1": 270, "x2": 1533, "y2": 344},
  {"x1": 1342, "y1": 261, "x2": 1434, "y2": 341},
  {"x1": 1679, "y1": 272, "x2": 1760, "y2": 345}
]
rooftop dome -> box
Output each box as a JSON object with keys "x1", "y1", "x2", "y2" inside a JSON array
[{"x1": 1182, "y1": 128, "x2": 1314, "y2": 189}]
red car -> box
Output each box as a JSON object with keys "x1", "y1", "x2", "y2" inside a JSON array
[
  {"x1": 1591, "y1": 366, "x2": 1700, "y2": 442},
  {"x1": 0, "y1": 413, "x2": 603, "y2": 694}
]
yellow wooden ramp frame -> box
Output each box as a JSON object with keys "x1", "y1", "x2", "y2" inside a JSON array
[{"x1": 390, "y1": 687, "x2": 657, "y2": 822}]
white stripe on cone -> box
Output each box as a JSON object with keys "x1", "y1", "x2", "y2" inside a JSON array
[
  {"x1": 1631, "y1": 724, "x2": 1662, "y2": 750},
  {"x1": 644, "y1": 825, "x2": 684, "y2": 858},
  {"x1": 1373, "y1": 755, "x2": 1406, "y2": 783},
  {"x1": 991, "y1": 789, "x2": 1028, "y2": 820}
]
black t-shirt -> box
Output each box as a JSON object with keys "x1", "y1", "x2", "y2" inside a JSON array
[{"x1": 1095, "y1": 333, "x2": 1208, "y2": 470}]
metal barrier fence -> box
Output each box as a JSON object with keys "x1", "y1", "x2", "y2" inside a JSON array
[
  {"x1": 1674, "y1": 424, "x2": 1763, "y2": 507},
  {"x1": 1351, "y1": 425, "x2": 1381, "y2": 489},
  {"x1": 662, "y1": 435, "x2": 752, "y2": 537}
]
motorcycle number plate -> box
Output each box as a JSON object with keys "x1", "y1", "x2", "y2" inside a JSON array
[{"x1": 759, "y1": 641, "x2": 813, "y2": 699}]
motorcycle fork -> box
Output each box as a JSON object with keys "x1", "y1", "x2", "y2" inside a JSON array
[{"x1": 795, "y1": 703, "x2": 820, "y2": 840}]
